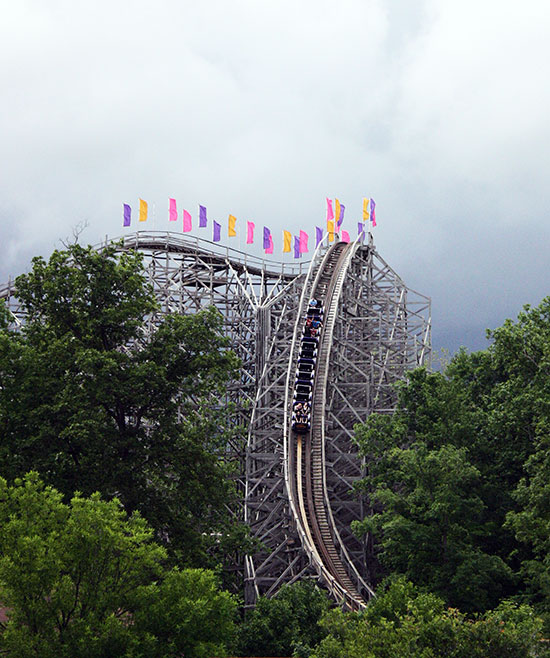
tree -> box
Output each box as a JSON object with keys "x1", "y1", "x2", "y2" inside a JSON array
[
  {"x1": 353, "y1": 296, "x2": 550, "y2": 615},
  {"x1": 310, "y1": 578, "x2": 547, "y2": 658},
  {"x1": 0, "y1": 473, "x2": 237, "y2": 657},
  {"x1": 0, "y1": 243, "x2": 243, "y2": 565},
  {"x1": 352, "y1": 441, "x2": 513, "y2": 611},
  {"x1": 236, "y1": 580, "x2": 332, "y2": 658}
]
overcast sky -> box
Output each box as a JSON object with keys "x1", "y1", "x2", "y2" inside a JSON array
[{"x1": 2, "y1": 0, "x2": 549, "y2": 356}]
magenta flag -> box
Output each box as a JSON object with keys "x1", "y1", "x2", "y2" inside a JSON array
[
  {"x1": 294, "y1": 236, "x2": 300, "y2": 258},
  {"x1": 358, "y1": 222, "x2": 365, "y2": 241},
  {"x1": 247, "y1": 221, "x2": 255, "y2": 244},
  {"x1": 123, "y1": 204, "x2": 131, "y2": 227},
  {"x1": 299, "y1": 230, "x2": 309, "y2": 253},
  {"x1": 326, "y1": 198, "x2": 334, "y2": 222},
  {"x1": 213, "y1": 220, "x2": 221, "y2": 242},
  {"x1": 341, "y1": 230, "x2": 350, "y2": 243},
  {"x1": 370, "y1": 198, "x2": 376, "y2": 226},
  {"x1": 316, "y1": 226, "x2": 323, "y2": 247},
  {"x1": 199, "y1": 205, "x2": 207, "y2": 227},
  {"x1": 336, "y1": 203, "x2": 345, "y2": 230},
  {"x1": 169, "y1": 198, "x2": 177, "y2": 221},
  {"x1": 263, "y1": 227, "x2": 271, "y2": 249},
  {"x1": 265, "y1": 234, "x2": 274, "y2": 254},
  {"x1": 183, "y1": 209, "x2": 192, "y2": 232}
]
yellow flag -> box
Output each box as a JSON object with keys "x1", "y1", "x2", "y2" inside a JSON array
[
  {"x1": 139, "y1": 199, "x2": 148, "y2": 222},
  {"x1": 327, "y1": 220, "x2": 335, "y2": 242},
  {"x1": 335, "y1": 199, "x2": 340, "y2": 227},
  {"x1": 283, "y1": 230, "x2": 292, "y2": 253},
  {"x1": 362, "y1": 198, "x2": 369, "y2": 221},
  {"x1": 228, "y1": 214, "x2": 237, "y2": 237}
]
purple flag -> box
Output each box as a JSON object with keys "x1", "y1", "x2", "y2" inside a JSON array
[
  {"x1": 199, "y1": 205, "x2": 207, "y2": 227},
  {"x1": 336, "y1": 203, "x2": 345, "y2": 230},
  {"x1": 263, "y1": 227, "x2": 271, "y2": 249},
  {"x1": 123, "y1": 203, "x2": 131, "y2": 227},
  {"x1": 316, "y1": 226, "x2": 323, "y2": 247},
  {"x1": 358, "y1": 222, "x2": 365, "y2": 241},
  {"x1": 213, "y1": 220, "x2": 221, "y2": 242},
  {"x1": 370, "y1": 198, "x2": 376, "y2": 226},
  {"x1": 294, "y1": 236, "x2": 300, "y2": 259}
]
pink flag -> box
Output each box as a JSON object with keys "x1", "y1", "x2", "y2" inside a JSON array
[
  {"x1": 169, "y1": 198, "x2": 177, "y2": 221},
  {"x1": 326, "y1": 198, "x2": 334, "y2": 222},
  {"x1": 183, "y1": 209, "x2": 192, "y2": 232},
  {"x1": 265, "y1": 234, "x2": 274, "y2": 254},
  {"x1": 299, "y1": 230, "x2": 309, "y2": 253},
  {"x1": 247, "y1": 221, "x2": 255, "y2": 244},
  {"x1": 341, "y1": 230, "x2": 350, "y2": 243}
]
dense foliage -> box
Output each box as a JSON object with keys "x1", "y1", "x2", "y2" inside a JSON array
[
  {"x1": 0, "y1": 244, "x2": 244, "y2": 567},
  {"x1": 353, "y1": 296, "x2": 550, "y2": 626},
  {"x1": 311, "y1": 578, "x2": 547, "y2": 658},
  {"x1": 0, "y1": 473, "x2": 237, "y2": 657},
  {"x1": 236, "y1": 580, "x2": 332, "y2": 657}
]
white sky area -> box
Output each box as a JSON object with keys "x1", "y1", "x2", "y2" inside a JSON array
[{"x1": 1, "y1": 0, "x2": 549, "y2": 354}]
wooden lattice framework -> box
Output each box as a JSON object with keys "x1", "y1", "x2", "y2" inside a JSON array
[{"x1": 0, "y1": 230, "x2": 431, "y2": 606}]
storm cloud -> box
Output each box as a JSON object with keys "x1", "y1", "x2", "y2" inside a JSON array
[{"x1": 2, "y1": 0, "x2": 549, "y2": 354}]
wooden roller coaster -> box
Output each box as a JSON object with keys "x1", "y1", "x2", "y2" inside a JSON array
[{"x1": 1, "y1": 230, "x2": 431, "y2": 609}]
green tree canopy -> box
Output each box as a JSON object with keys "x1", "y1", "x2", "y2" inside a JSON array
[
  {"x1": 0, "y1": 243, "x2": 243, "y2": 566},
  {"x1": 353, "y1": 296, "x2": 550, "y2": 614},
  {"x1": 0, "y1": 473, "x2": 237, "y2": 657},
  {"x1": 236, "y1": 580, "x2": 332, "y2": 658},
  {"x1": 310, "y1": 578, "x2": 546, "y2": 658}
]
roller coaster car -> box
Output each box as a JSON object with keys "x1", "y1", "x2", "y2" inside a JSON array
[
  {"x1": 293, "y1": 391, "x2": 312, "y2": 404},
  {"x1": 297, "y1": 365, "x2": 315, "y2": 379},
  {"x1": 292, "y1": 417, "x2": 310, "y2": 433}
]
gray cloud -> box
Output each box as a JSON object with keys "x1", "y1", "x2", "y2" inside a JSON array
[{"x1": 2, "y1": 0, "x2": 549, "y2": 354}]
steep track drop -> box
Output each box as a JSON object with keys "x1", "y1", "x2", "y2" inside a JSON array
[{"x1": 286, "y1": 241, "x2": 375, "y2": 610}]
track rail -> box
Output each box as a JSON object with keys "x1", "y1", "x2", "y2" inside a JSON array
[{"x1": 285, "y1": 239, "x2": 374, "y2": 609}]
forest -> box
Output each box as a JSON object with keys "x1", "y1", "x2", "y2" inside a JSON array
[{"x1": 1, "y1": 243, "x2": 550, "y2": 657}]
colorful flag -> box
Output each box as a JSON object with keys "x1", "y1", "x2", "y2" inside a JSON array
[
  {"x1": 358, "y1": 222, "x2": 365, "y2": 240},
  {"x1": 169, "y1": 198, "x2": 177, "y2": 221},
  {"x1": 335, "y1": 199, "x2": 341, "y2": 230},
  {"x1": 199, "y1": 205, "x2": 207, "y2": 228},
  {"x1": 370, "y1": 199, "x2": 376, "y2": 226},
  {"x1": 183, "y1": 209, "x2": 192, "y2": 232},
  {"x1": 123, "y1": 203, "x2": 131, "y2": 227},
  {"x1": 316, "y1": 226, "x2": 323, "y2": 247},
  {"x1": 247, "y1": 221, "x2": 255, "y2": 244},
  {"x1": 263, "y1": 227, "x2": 271, "y2": 249},
  {"x1": 326, "y1": 198, "x2": 334, "y2": 222},
  {"x1": 337, "y1": 203, "x2": 345, "y2": 230},
  {"x1": 228, "y1": 214, "x2": 237, "y2": 237},
  {"x1": 283, "y1": 230, "x2": 292, "y2": 253},
  {"x1": 299, "y1": 230, "x2": 309, "y2": 254},
  {"x1": 341, "y1": 230, "x2": 350, "y2": 243},
  {"x1": 213, "y1": 221, "x2": 221, "y2": 242},
  {"x1": 362, "y1": 198, "x2": 369, "y2": 222},
  {"x1": 294, "y1": 236, "x2": 300, "y2": 258},
  {"x1": 139, "y1": 199, "x2": 148, "y2": 222},
  {"x1": 327, "y1": 220, "x2": 335, "y2": 242},
  {"x1": 265, "y1": 234, "x2": 274, "y2": 254}
]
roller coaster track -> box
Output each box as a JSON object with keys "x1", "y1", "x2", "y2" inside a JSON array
[{"x1": 284, "y1": 240, "x2": 376, "y2": 610}]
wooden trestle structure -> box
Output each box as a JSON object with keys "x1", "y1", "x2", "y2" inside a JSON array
[{"x1": 0, "y1": 230, "x2": 431, "y2": 609}]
